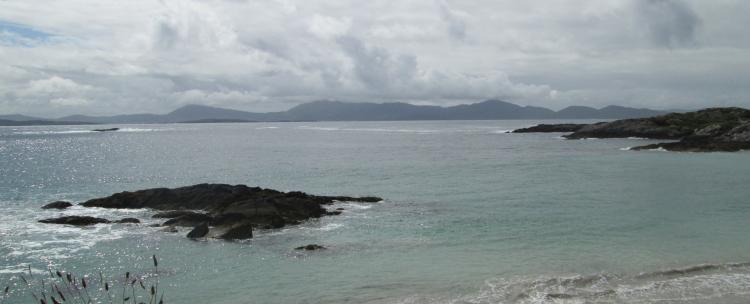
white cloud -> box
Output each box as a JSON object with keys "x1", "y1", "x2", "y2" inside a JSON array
[
  {"x1": 307, "y1": 14, "x2": 351, "y2": 39},
  {"x1": 24, "y1": 76, "x2": 93, "y2": 96}
]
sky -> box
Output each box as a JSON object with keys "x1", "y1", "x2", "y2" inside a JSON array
[{"x1": 0, "y1": 0, "x2": 749, "y2": 117}]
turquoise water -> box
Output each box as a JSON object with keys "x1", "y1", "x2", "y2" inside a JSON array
[{"x1": 1, "y1": 121, "x2": 750, "y2": 303}]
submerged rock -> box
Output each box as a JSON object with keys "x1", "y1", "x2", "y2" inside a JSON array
[
  {"x1": 115, "y1": 218, "x2": 140, "y2": 224},
  {"x1": 218, "y1": 223, "x2": 254, "y2": 240},
  {"x1": 161, "y1": 226, "x2": 179, "y2": 233},
  {"x1": 186, "y1": 223, "x2": 209, "y2": 238},
  {"x1": 295, "y1": 244, "x2": 326, "y2": 251},
  {"x1": 39, "y1": 216, "x2": 110, "y2": 226},
  {"x1": 92, "y1": 128, "x2": 119, "y2": 132},
  {"x1": 41, "y1": 201, "x2": 73, "y2": 209},
  {"x1": 512, "y1": 124, "x2": 588, "y2": 133}
]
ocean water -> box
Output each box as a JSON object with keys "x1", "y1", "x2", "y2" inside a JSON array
[{"x1": 1, "y1": 120, "x2": 750, "y2": 303}]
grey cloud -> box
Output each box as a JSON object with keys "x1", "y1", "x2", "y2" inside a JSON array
[
  {"x1": 634, "y1": 0, "x2": 702, "y2": 48},
  {"x1": 436, "y1": 0, "x2": 467, "y2": 40},
  {"x1": 337, "y1": 36, "x2": 418, "y2": 91},
  {"x1": 0, "y1": 0, "x2": 748, "y2": 116}
]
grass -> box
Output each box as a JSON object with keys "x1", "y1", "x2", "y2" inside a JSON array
[{"x1": 1, "y1": 255, "x2": 164, "y2": 304}]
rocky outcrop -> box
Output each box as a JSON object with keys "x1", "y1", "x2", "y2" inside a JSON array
[
  {"x1": 78, "y1": 184, "x2": 381, "y2": 240},
  {"x1": 555, "y1": 107, "x2": 750, "y2": 152},
  {"x1": 39, "y1": 216, "x2": 110, "y2": 226},
  {"x1": 511, "y1": 124, "x2": 588, "y2": 133},
  {"x1": 631, "y1": 138, "x2": 750, "y2": 152},
  {"x1": 41, "y1": 201, "x2": 73, "y2": 209}
]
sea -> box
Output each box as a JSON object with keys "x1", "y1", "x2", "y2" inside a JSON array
[{"x1": 1, "y1": 120, "x2": 750, "y2": 303}]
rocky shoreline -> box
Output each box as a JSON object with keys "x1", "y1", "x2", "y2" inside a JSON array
[
  {"x1": 38, "y1": 183, "x2": 382, "y2": 241},
  {"x1": 513, "y1": 107, "x2": 750, "y2": 152}
]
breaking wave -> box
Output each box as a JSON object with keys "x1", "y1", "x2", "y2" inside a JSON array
[{"x1": 450, "y1": 262, "x2": 750, "y2": 303}]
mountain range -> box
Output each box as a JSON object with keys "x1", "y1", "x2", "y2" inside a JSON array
[{"x1": 0, "y1": 100, "x2": 667, "y2": 126}]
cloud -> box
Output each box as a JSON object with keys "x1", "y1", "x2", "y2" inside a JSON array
[
  {"x1": 307, "y1": 14, "x2": 351, "y2": 39},
  {"x1": 0, "y1": 0, "x2": 748, "y2": 116},
  {"x1": 633, "y1": 0, "x2": 702, "y2": 48},
  {"x1": 24, "y1": 76, "x2": 93, "y2": 95},
  {"x1": 436, "y1": 0, "x2": 467, "y2": 41}
]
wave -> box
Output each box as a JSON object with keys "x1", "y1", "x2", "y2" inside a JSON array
[
  {"x1": 296, "y1": 126, "x2": 520, "y2": 135},
  {"x1": 452, "y1": 262, "x2": 750, "y2": 304},
  {"x1": 11, "y1": 127, "x2": 167, "y2": 135},
  {"x1": 13, "y1": 130, "x2": 95, "y2": 135},
  {"x1": 0, "y1": 204, "x2": 160, "y2": 272}
]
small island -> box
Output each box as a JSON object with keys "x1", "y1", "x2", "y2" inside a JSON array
[
  {"x1": 513, "y1": 107, "x2": 750, "y2": 152},
  {"x1": 39, "y1": 183, "x2": 382, "y2": 241}
]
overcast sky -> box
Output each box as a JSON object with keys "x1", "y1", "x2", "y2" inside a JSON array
[{"x1": 1, "y1": 0, "x2": 749, "y2": 117}]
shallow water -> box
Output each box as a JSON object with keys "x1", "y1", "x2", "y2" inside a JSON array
[{"x1": 1, "y1": 121, "x2": 749, "y2": 303}]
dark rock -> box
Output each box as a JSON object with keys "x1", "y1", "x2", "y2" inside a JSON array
[
  {"x1": 148, "y1": 223, "x2": 161, "y2": 227},
  {"x1": 162, "y1": 213, "x2": 213, "y2": 227},
  {"x1": 41, "y1": 201, "x2": 73, "y2": 209},
  {"x1": 78, "y1": 184, "x2": 381, "y2": 239},
  {"x1": 92, "y1": 128, "x2": 119, "y2": 132},
  {"x1": 152, "y1": 210, "x2": 205, "y2": 219},
  {"x1": 39, "y1": 216, "x2": 110, "y2": 226},
  {"x1": 219, "y1": 224, "x2": 253, "y2": 240},
  {"x1": 565, "y1": 107, "x2": 750, "y2": 152},
  {"x1": 186, "y1": 223, "x2": 209, "y2": 238},
  {"x1": 115, "y1": 218, "x2": 140, "y2": 224},
  {"x1": 295, "y1": 244, "x2": 326, "y2": 251},
  {"x1": 512, "y1": 124, "x2": 588, "y2": 133},
  {"x1": 632, "y1": 139, "x2": 750, "y2": 152},
  {"x1": 336, "y1": 208, "x2": 345, "y2": 211}
]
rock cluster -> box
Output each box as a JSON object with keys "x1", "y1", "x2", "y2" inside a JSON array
[{"x1": 39, "y1": 184, "x2": 381, "y2": 241}]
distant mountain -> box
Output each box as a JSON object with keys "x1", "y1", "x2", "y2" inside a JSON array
[
  {"x1": 0, "y1": 114, "x2": 44, "y2": 121},
  {"x1": 0, "y1": 119, "x2": 94, "y2": 126},
  {"x1": 1, "y1": 100, "x2": 669, "y2": 126},
  {"x1": 556, "y1": 105, "x2": 664, "y2": 119}
]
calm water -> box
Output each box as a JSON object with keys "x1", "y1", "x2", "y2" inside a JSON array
[{"x1": 1, "y1": 121, "x2": 750, "y2": 303}]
